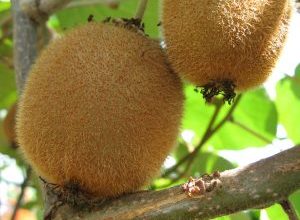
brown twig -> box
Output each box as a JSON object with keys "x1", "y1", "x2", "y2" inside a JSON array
[
  {"x1": 10, "y1": 167, "x2": 32, "y2": 220},
  {"x1": 20, "y1": 0, "x2": 72, "y2": 22},
  {"x1": 279, "y1": 200, "x2": 299, "y2": 220},
  {"x1": 173, "y1": 95, "x2": 242, "y2": 182},
  {"x1": 134, "y1": 0, "x2": 148, "y2": 21},
  {"x1": 49, "y1": 146, "x2": 300, "y2": 220}
]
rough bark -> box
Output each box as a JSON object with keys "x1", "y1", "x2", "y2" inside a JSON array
[
  {"x1": 20, "y1": 0, "x2": 72, "y2": 22},
  {"x1": 11, "y1": 0, "x2": 38, "y2": 92},
  {"x1": 48, "y1": 146, "x2": 300, "y2": 220}
]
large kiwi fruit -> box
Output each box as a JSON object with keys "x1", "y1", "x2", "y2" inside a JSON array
[
  {"x1": 17, "y1": 21, "x2": 183, "y2": 198},
  {"x1": 162, "y1": 0, "x2": 292, "y2": 102}
]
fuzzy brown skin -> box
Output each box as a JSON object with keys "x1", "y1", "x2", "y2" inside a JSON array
[
  {"x1": 3, "y1": 103, "x2": 17, "y2": 146},
  {"x1": 17, "y1": 22, "x2": 183, "y2": 198},
  {"x1": 162, "y1": 0, "x2": 292, "y2": 91}
]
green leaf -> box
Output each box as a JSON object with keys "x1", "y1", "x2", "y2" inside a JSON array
[
  {"x1": 0, "y1": 2, "x2": 10, "y2": 12},
  {"x1": 36, "y1": 208, "x2": 44, "y2": 220},
  {"x1": 276, "y1": 68, "x2": 300, "y2": 143},
  {"x1": 210, "y1": 88, "x2": 276, "y2": 149},
  {"x1": 212, "y1": 216, "x2": 231, "y2": 220},
  {"x1": 182, "y1": 85, "x2": 276, "y2": 150},
  {"x1": 190, "y1": 151, "x2": 235, "y2": 176},
  {"x1": 0, "y1": 3, "x2": 11, "y2": 39},
  {"x1": 213, "y1": 211, "x2": 259, "y2": 220},
  {"x1": 0, "y1": 39, "x2": 13, "y2": 57},
  {"x1": 31, "y1": 174, "x2": 44, "y2": 206},
  {"x1": 294, "y1": 64, "x2": 300, "y2": 77},
  {"x1": 0, "y1": 115, "x2": 24, "y2": 166},
  {"x1": 172, "y1": 142, "x2": 189, "y2": 161},
  {"x1": 52, "y1": 0, "x2": 159, "y2": 37},
  {"x1": 22, "y1": 201, "x2": 39, "y2": 210},
  {"x1": 150, "y1": 178, "x2": 172, "y2": 190},
  {"x1": 230, "y1": 212, "x2": 254, "y2": 220},
  {"x1": 182, "y1": 85, "x2": 215, "y2": 144},
  {"x1": 234, "y1": 89, "x2": 277, "y2": 135},
  {"x1": 265, "y1": 204, "x2": 289, "y2": 220},
  {"x1": 291, "y1": 64, "x2": 300, "y2": 100},
  {"x1": 0, "y1": 63, "x2": 17, "y2": 108},
  {"x1": 290, "y1": 190, "x2": 300, "y2": 217},
  {"x1": 0, "y1": 9, "x2": 10, "y2": 29},
  {"x1": 248, "y1": 210, "x2": 260, "y2": 220}
]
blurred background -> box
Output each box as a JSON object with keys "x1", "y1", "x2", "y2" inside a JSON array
[{"x1": 0, "y1": 0, "x2": 300, "y2": 219}]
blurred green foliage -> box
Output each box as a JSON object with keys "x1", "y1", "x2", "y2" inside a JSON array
[
  {"x1": 0, "y1": 0, "x2": 299, "y2": 219},
  {"x1": 276, "y1": 64, "x2": 300, "y2": 143}
]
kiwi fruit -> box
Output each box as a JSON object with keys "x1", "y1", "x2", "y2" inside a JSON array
[
  {"x1": 17, "y1": 21, "x2": 183, "y2": 198},
  {"x1": 162, "y1": 0, "x2": 292, "y2": 102},
  {"x1": 3, "y1": 102, "x2": 18, "y2": 148}
]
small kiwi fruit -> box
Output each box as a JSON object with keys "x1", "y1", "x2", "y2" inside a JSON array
[
  {"x1": 17, "y1": 21, "x2": 183, "y2": 198},
  {"x1": 162, "y1": 0, "x2": 292, "y2": 102},
  {"x1": 3, "y1": 102, "x2": 18, "y2": 148}
]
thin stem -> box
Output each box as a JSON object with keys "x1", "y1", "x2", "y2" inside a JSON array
[
  {"x1": 183, "y1": 95, "x2": 242, "y2": 175},
  {"x1": 134, "y1": 0, "x2": 148, "y2": 21},
  {"x1": 163, "y1": 95, "x2": 242, "y2": 179},
  {"x1": 11, "y1": 167, "x2": 32, "y2": 220},
  {"x1": 279, "y1": 200, "x2": 299, "y2": 220},
  {"x1": 162, "y1": 101, "x2": 223, "y2": 178},
  {"x1": 230, "y1": 120, "x2": 272, "y2": 144},
  {"x1": 210, "y1": 95, "x2": 241, "y2": 133},
  {"x1": 206, "y1": 100, "x2": 223, "y2": 132}
]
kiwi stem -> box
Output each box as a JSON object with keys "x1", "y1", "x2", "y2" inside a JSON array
[
  {"x1": 134, "y1": 0, "x2": 148, "y2": 21},
  {"x1": 161, "y1": 101, "x2": 223, "y2": 185},
  {"x1": 162, "y1": 95, "x2": 242, "y2": 180},
  {"x1": 229, "y1": 119, "x2": 272, "y2": 144}
]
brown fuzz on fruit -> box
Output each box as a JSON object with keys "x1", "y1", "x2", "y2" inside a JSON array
[
  {"x1": 17, "y1": 21, "x2": 183, "y2": 198},
  {"x1": 3, "y1": 102, "x2": 18, "y2": 148},
  {"x1": 162, "y1": 0, "x2": 292, "y2": 101}
]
